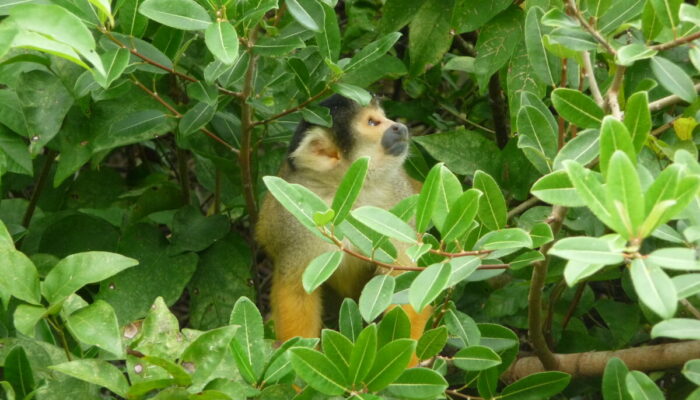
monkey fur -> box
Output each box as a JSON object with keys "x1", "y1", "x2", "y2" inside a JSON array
[{"x1": 256, "y1": 94, "x2": 432, "y2": 345}]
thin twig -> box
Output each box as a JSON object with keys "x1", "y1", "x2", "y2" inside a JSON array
[
  {"x1": 22, "y1": 149, "x2": 56, "y2": 228},
  {"x1": 441, "y1": 103, "x2": 496, "y2": 133},
  {"x1": 649, "y1": 83, "x2": 700, "y2": 111},
  {"x1": 682, "y1": 299, "x2": 700, "y2": 320},
  {"x1": 566, "y1": 0, "x2": 617, "y2": 55},
  {"x1": 651, "y1": 116, "x2": 680, "y2": 136},
  {"x1": 651, "y1": 31, "x2": 700, "y2": 51},
  {"x1": 561, "y1": 282, "x2": 587, "y2": 331},
  {"x1": 507, "y1": 197, "x2": 541, "y2": 220},
  {"x1": 445, "y1": 389, "x2": 483, "y2": 400},
  {"x1": 528, "y1": 205, "x2": 568, "y2": 371},
  {"x1": 252, "y1": 87, "x2": 332, "y2": 127},
  {"x1": 429, "y1": 248, "x2": 493, "y2": 258},
  {"x1": 488, "y1": 74, "x2": 509, "y2": 148},
  {"x1": 582, "y1": 51, "x2": 605, "y2": 108},
  {"x1": 177, "y1": 148, "x2": 190, "y2": 204}
]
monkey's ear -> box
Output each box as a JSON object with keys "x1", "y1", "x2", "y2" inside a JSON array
[{"x1": 289, "y1": 127, "x2": 341, "y2": 172}]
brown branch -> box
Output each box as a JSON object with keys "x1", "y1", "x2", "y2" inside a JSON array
[
  {"x1": 557, "y1": 58, "x2": 568, "y2": 148},
  {"x1": 606, "y1": 66, "x2": 626, "y2": 119},
  {"x1": 507, "y1": 197, "x2": 541, "y2": 221},
  {"x1": 445, "y1": 389, "x2": 483, "y2": 400},
  {"x1": 429, "y1": 249, "x2": 493, "y2": 258},
  {"x1": 488, "y1": 74, "x2": 509, "y2": 149},
  {"x1": 565, "y1": 0, "x2": 617, "y2": 56},
  {"x1": 503, "y1": 341, "x2": 700, "y2": 382},
  {"x1": 132, "y1": 78, "x2": 240, "y2": 153},
  {"x1": 240, "y1": 31, "x2": 260, "y2": 225},
  {"x1": 651, "y1": 31, "x2": 700, "y2": 51},
  {"x1": 561, "y1": 282, "x2": 587, "y2": 331},
  {"x1": 681, "y1": 299, "x2": 700, "y2": 319},
  {"x1": 649, "y1": 83, "x2": 700, "y2": 111},
  {"x1": 21, "y1": 149, "x2": 56, "y2": 228},
  {"x1": 528, "y1": 205, "x2": 568, "y2": 371},
  {"x1": 252, "y1": 88, "x2": 332, "y2": 127}
]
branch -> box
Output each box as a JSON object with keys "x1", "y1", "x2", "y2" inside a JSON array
[
  {"x1": 252, "y1": 87, "x2": 332, "y2": 127},
  {"x1": 488, "y1": 74, "x2": 509, "y2": 149},
  {"x1": 581, "y1": 51, "x2": 605, "y2": 108},
  {"x1": 132, "y1": 78, "x2": 240, "y2": 153},
  {"x1": 606, "y1": 66, "x2": 626, "y2": 119},
  {"x1": 565, "y1": 0, "x2": 617, "y2": 56},
  {"x1": 649, "y1": 83, "x2": 700, "y2": 111},
  {"x1": 528, "y1": 205, "x2": 568, "y2": 371},
  {"x1": 507, "y1": 197, "x2": 541, "y2": 221},
  {"x1": 22, "y1": 149, "x2": 56, "y2": 228},
  {"x1": 503, "y1": 341, "x2": 700, "y2": 382},
  {"x1": 651, "y1": 31, "x2": 700, "y2": 51},
  {"x1": 239, "y1": 31, "x2": 260, "y2": 225}
]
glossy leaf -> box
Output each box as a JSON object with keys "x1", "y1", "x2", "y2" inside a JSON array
[
  {"x1": 599, "y1": 117, "x2": 636, "y2": 177},
  {"x1": 605, "y1": 151, "x2": 644, "y2": 238},
  {"x1": 0, "y1": 249, "x2": 40, "y2": 305},
  {"x1": 652, "y1": 318, "x2": 700, "y2": 340},
  {"x1": 524, "y1": 6, "x2": 560, "y2": 86},
  {"x1": 66, "y1": 300, "x2": 123, "y2": 357},
  {"x1": 602, "y1": 357, "x2": 631, "y2": 400},
  {"x1": 415, "y1": 163, "x2": 442, "y2": 232},
  {"x1": 441, "y1": 189, "x2": 481, "y2": 242},
  {"x1": 51, "y1": 360, "x2": 129, "y2": 397},
  {"x1": 647, "y1": 248, "x2": 699, "y2": 271},
  {"x1": 352, "y1": 206, "x2": 417, "y2": 243},
  {"x1": 359, "y1": 275, "x2": 395, "y2": 323},
  {"x1": 365, "y1": 339, "x2": 415, "y2": 391},
  {"x1": 289, "y1": 348, "x2": 348, "y2": 395},
  {"x1": 473, "y1": 171, "x2": 507, "y2": 230},
  {"x1": 480, "y1": 228, "x2": 532, "y2": 250},
  {"x1": 286, "y1": 0, "x2": 323, "y2": 32},
  {"x1": 386, "y1": 368, "x2": 448, "y2": 400},
  {"x1": 651, "y1": 56, "x2": 697, "y2": 103},
  {"x1": 340, "y1": 298, "x2": 363, "y2": 341},
  {"x1": 322, "y1": 329, "x2": 353, "y2": 372},
  {"x1": 416, "y1": 326, "x2": 447, "y2": 360},
  {"x1": 550, "y1": 237, "x2": 624, "y2": 265},
  {"x1": 302, "y1": 251, "x2": 343, "y2": 293},
  {"x1": 531, "y1": 170, "x2": 586, "y2": 207},
  {"x1": 332, "y1": 157, "x2": 369, "y2": 224},
  {"x1": 179, "y1": 102, "x2": 216, "y2": 137},
  {"x1": 205, "y1": 22, "x2": 239, "y2": 64},
  {"x1": 565, "y1": 161, "x2": 615, "y2": 228},
  {"x1": 139, "y1": 0, "x2": 211, "y2": 30},
  {"x1": 409, "y1": 263, "x2": 451, "y2": 312},
  {"x1": 445, "y1": 309, "x2": 481, "y2": 347},
  {"x1": 624, "y1": 92, "x2": 651, "y2": 153},
  {"x1": 630, "y1": 258, "x2": 677, "y2": 319},
  {"x1": 551, "y1": 88, "x2": 604, "y2": 129},
  {"x1": 348, "y1": 324, "x2": 377, "y2": 385},
  {"x1": 500, "y1": 371, "x2": 571, "y2": 400},
  {"x1": 553, "y1": 129, "x2": 600, "y2": 170},
  {"x1": 625, "y1": 371, "x2": 664, "y2": 400},
  {"x1": 447, "y1": 256, "x2": 481, "y2": 286}
]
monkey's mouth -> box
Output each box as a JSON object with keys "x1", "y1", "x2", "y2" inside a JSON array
[{"x1": 381, "y1": 123, "x2": 409, "y2": 156}]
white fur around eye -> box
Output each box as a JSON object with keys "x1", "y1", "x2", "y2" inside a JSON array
[{"x1": 289, "y1": 127, "x2": 341, "y2": 172}]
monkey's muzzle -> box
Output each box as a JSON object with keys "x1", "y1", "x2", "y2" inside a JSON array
[{"x1": 381, "y1": 123, "x2": 409, "y2": 156}]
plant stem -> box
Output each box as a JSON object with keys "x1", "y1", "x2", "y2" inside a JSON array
[
  {"x1": 582, "y1": 51, "x2": 605, "y2": 108},
  {"x1": 239, "y1": 30, "x2": 259, "y2": 225},
  {"x1": 528, "y1": 205, "x2": 567, "y2": 371},
  {"x1": 507, "y1": 196, "x2": 541, "y2": 221},
  {"x1": 488, "y1": 74, "x2": 509, "y2": 149},
  {"x1": 649, "y1": 83, "x2": 700, "y2": 111},
  {"x1": 177, "y1": 147, "x2": 190, "y2": 204},
  {"x1": 606, "y1": 66, "x2": 626, "y2": 119},
  {"x1": 252, "y1": 87, "x2": 332, "y2": 127},
  {"x1": 651, "y1": 31, "x2": 700, "y2": 51},
  {"x1": 22, "y1": 149, "x2": 56, "y2": 228},
  {"x1": 566, "y1": 0, "x2": 617, "y2": 55}
]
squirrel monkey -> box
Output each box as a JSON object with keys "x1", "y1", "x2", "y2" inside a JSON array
[{"x1": 256, "y1": 95, "x2": 431, "y2": 343}]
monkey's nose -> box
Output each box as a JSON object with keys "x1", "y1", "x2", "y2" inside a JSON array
[{"x1": 381, "y1": 123, "x2": 409, "y2": 156}]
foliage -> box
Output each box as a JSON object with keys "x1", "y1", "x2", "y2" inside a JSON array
[{"x1": 0, "y1": 0, "x2": 699, "y2": 399}]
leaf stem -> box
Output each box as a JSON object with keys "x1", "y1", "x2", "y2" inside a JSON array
[
  {"x1": 239, "y1": 29, "x2": 260, "y2": 225},
  {"x1": 565, "y1": 0, "x2": 617, "y2": 56},
  {"x1": 22, "y1": 149, "x2": 56, "y2": 228}
]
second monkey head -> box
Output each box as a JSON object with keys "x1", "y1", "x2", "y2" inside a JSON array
[{"x1": 286, "y1": 94, "x2": 410, "y2": 183}]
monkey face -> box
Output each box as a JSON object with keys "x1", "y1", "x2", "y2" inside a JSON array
[{"x1": 354, "y1": 107, "x2": 410, "y2": 158}]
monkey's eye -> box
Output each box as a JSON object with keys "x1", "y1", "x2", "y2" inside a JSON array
[{"x1": 368, "y1": 118, "x2": 380, "y2": 126}]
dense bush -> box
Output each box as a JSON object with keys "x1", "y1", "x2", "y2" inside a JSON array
[{"x1": 0, "y1": 0, "x2": 699, "y2": 399}]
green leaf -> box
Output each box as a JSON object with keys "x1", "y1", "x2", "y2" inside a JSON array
[
  {"x1": 479, "y1": 228, "x2": 533, "y2": 250},
  {"x1": 524, "y1": 7, "x2": 560, "y2": 86},
  {"x1": 285, "y1": 0, "x2": 323, "y2": 32},
  {"x1": 66, "y1": 300, "x2": 123, "y2": 357},
  {"x1": 340, "y1": 298, "x2": 363, "y2": 341},
  {"x1": 0, "y1": 249, "x2": 40, "y2": 305},
  {"x1": 351, "y1": 206, "x2": 417, "y2": 243},
  {"x1": 42, "y1": 251, "x2": 138, "y2": 304},
  {"x1": 95, "y1": 48, "x2": 130, "y2": 88},
  {"x1": 10, "y1": 4, "x2": 104, "y2": 74},
  {"x1": 205, "y1": 22, "x2": 239, "y2": 64},
  {"x1": 684, "y1": 360, "x2": 700, "y2": 388},
  {"x1": 447, "y1": 256, "x2": 481, "y2": 286},
  {"x1": 565, "y1": 161, "x2": 616, "y2": 229},
  {"x1": 553, "y1": 129, "x2": 600, "y2": 170},
  {"x1": 386, "y1": 368, "x2": 448, "y2": 400},
  {"x1": 229, "y1": 297, "x2": 264, "y2": 383},
  {"x1": 302, "y1": 251, "x2": 343, "y2": 293},
  {"x1": 623, "y1": 92, "x2": 651, "y2": 153},
  {"x1": 473, "y1": 6, "x2": 524, "y2": 90},
  {"x1": 551, "y1": 88, "x2": 604, "y2": 129},
  {"x1": 616, "y1": 43, "x2": 657, "y2": 66},
  {"x1": 330, "y1": 83, "x2": 371, "y2": 106},
  {"x1": 416, "y1": 326, "x2": 447, "y2": 360},
  {"x1": 530, "y1": 222, "x2": 554, "y2": 248},
  {"x1": 409, "y1": 263, "x2": 451, "y2": 312},
  {"x1": 313, "y1": 209, "x2": 335, "y2": 226},
  {"x1": 139, "y1": 0, "x2": 212, "y2": 30},
  {"x1": 97, "y1": 109, "x2": 176, "y2": 152},
  {"x1": 598, "y1": 0, "x2": 645, "y2": 34},
  {"x1": 531, "y1": 170, "x2": 587, "y2": 207},
  {"x1": 51, "y1": 360, "x2": 129, "y2": 398},
  {"x1": 289, "y1": 348, "x2": 348, "y2": 396},
  {"x1": 649, "y1": 0, "x2": 682, "y2": 29},
  {"x1": 180, "y1": 102, "x2": 216, "y2": 137},
  {"x1": 630, "y1": 258, "x2": 677, "y2": 319},
  {"x1": 473, "y1": 170, "x2": 507, "y2": 230},
  {"x1": 380, "y1": 0, "x2": 428, "y2": 33},
  {"x1": 517, "y1": 105, "x2": 557, "y2": 173},
  {"x1": 181, "y1": 325, "x2": 239, "y2": 388},
  {"x1": 548, "y1": 27, "x2": 598, "y2": 51},
  {"x1": 4, "y1": 346, "x2": 33, "y2": 399},
  {"x1": 365, "y1": 339, "x2": 416, "y2": 391},
  {"x1": 651, "y1": 56, "x2": 697, "y2": 103},
  {"x1": 415, "y1": 164, "x2": 443, "y2": 232},
  {"x1": 549, "y1": 237, "x2": 624, "y2": 265},
  {"x1": 673, "y1": 274, "x2": 700, "y2": 299},
  {"x1": 500, "y1": 371, "x2": 571, "y2": 400},
  {"x1": 600, "y1": 117, "x2": 637, "y2": 177},
  {"x1": 444, "y1": 309, "x2": 480, "y2": 347},
  {"x1": 441, "y1": 189, "x2": 481, "y2": 242},
  {"x1": 432, "y1": 166, "x2": 462, "y2": 232},
  {"x1": 117, "y1": 0, "x2": 149, "y2": 37},
  {"x1": 408, "y1": 0, "x2": 456, "y2": 76},
  {"x1": 377, "y1": 307, "x2": 410, "y2": 348},
  {"x1": 315, "y1": 2, "x2": 340, "y2": 62},
  {"x1": 345, "y1": 32, "x2": 402, "y2": 73},
  {"x1": 262, "y1": 176, "x2": 330, "y2": 239},
  {"x1": 13, "y1": 304, "x2": 46, "y2": 336},
  {"x1": 648, "y1": 248, "x2": 698, "y2": 270},
  {"x1": 322, "y1": 329, "x2": 353, "y2": 372},
  {"x1": 652, "y1": 318, "x2": 700, "y2": 339},
  {"x1": 564, "y1": 261, "x2": 606, "y2": 286},
  {"x1": 453, "y1": 346, "x2": 502, "y2": 371},
  {"x1": 602, "y1": 357, "x2": 631, "y2": 400},
  {"x1": 625, "y1": 371, "x2": 664, "y2": 400},
  {"x1": 349, "y1": 324, "x2": 377, "y2": 385},
  {"x1": 606, "y1": 151, "x2": 644, "y2": 238},
  {"x1": 142, "y1": 356, "x2": 191, "y2": 386},
  {"x1": 359, "y1": 275, "x2": 395, "y2": 323},
  {"x1": 332, "y1": 157, "x2": 369, "y2": 224}
]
